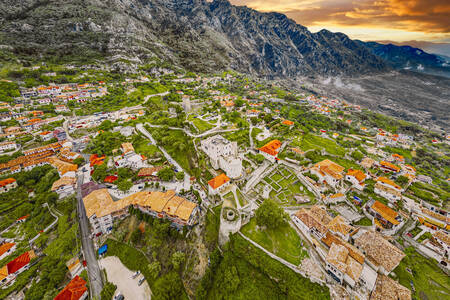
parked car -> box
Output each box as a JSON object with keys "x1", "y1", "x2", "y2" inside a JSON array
[
  {"x1": 114, "y1": 292, "x2": 124, "y2": 300},
  {"x1": 132, "y1": 270, "x2": 141, "y2": 279},
  {"x1": 138, "y1": 277, "x2": 146, "y2": 286}
]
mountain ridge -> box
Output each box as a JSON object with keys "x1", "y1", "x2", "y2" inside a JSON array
[{"x1": 0, "y1": 0, "x2": 389, "y2": 77}]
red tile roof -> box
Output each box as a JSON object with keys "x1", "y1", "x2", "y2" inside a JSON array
[
  {"x1": 104, "y1": 175, "x2": 118, "y2": 183},
  {"x1": 54, "y1": 275, "x2": 88, "y2": 300},
  {"x1": 7, "y1": 251, "x2": 33, "y2": 274},
  {"x1": 208, "y1": 173, "x2": 230, "y2": 189},
  {"x1": 0, "y1": 178, "x2": 16, "y2": 187},
  {"x1": 259, "y1": 140, "x2": 282, "y2": 156}
]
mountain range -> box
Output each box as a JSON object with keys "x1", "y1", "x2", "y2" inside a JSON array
[{"x1": 0, "y1": 0, "x2": 448, "y2": 129}]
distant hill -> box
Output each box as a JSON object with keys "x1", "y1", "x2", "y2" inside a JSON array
[{"x1": 358, "y1": 41, "x2": 450, "y2": 78}]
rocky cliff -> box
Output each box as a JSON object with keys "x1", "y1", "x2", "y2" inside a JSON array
[{"x1": 0, "y1": 0, "x2": 388, "y2": 77}]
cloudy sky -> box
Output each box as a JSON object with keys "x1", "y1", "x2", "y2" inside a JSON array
[{"x1": 228, "y1": 0, "x2": 450, "y2": 43}]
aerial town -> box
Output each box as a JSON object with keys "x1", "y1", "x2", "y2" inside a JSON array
[{"x1": 0, "y1": 63, "x2": 448, "y2": 300}]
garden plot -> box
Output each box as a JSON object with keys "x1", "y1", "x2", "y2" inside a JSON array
[{"x1": 256, "y1": 166, "x2": 314, "y2": 205}]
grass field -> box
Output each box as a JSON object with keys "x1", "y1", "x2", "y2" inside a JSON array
[
  {"x1": 393, "y1": 247, "x2": 450, "y2": 300},
  {"x1": 192, "y1": 118, "x2": 215, "y2": 133},
  {"x1": 300, "y1": 133, "x2": 346, "y2": 156},
  {"x1": 236, "y1": 189, "x2": 247, "y2": 207},
  {"x1": 241, "y1": 218, "x2": 308, "y2": 265}
]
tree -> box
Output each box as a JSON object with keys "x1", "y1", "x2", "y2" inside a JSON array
[
  {"x1": 175, "y1": 171, "x2": 184, "y2": 181},
  {"x1": 157, "y1": 167, "x2": 175, "y2": 181},
  {"x1": 117, "y1": 180, "x2": 133, "y2": 192},
  {"x1": 221, "y1": 265, "x2": 240, "y2": 295},
  {"x1": 284, "y1": 94, "x2": 296, "y2": 101},
  {"x1": 100, "y1": 282, "x2": 117, "y2": 300},
  {"x1": 148, "y1": 261, "x2": 161, "y2": 280},
  {"x1": 396, "y1": 175, "x2": 409, "y2": 187},
  {"x1": 152, "y1": 272, "x2": 185, "y2": 300},
  {"x1": 254, "y1": 154, "x2": 265, "y2": 164},
  {"x1": 92, "y1": 164, "x2": 107, "y2": 182},
  {"x1": 351, "y1": 150, "x2": 364, "y2": 161},
  {"x1": 99, "y1": 120, "x2": 114, "y2": 131},
  {"x1": 171, "y1": 251, "x2": 186, "y2": 271},
  {"x1": 255, "y1": 199, "x2": 288, "y2": 229},
  {"x1": 73, "y1": 157, "x2": 85, "y2": 166}
]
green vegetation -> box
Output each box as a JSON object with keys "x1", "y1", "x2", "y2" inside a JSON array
[
  {"x1": 101, "y1": 281, "x2": 117, "y2": 300},
  {"x1": 224, "y1": 129, "x2": 250, "y2": 147},
  {"x1": 147, "y1": 126, "x2": 198, "y2": 175},
  {"x1": 204, "y1": 205, "x2": 222, "y2": 250},
  {"x1": 205, "y1": 234, "x2": 329, "y2": 299},
  {"x1": 241, "y1": 218, "x2": 308, "y2": 265},
  {"x1": 393, "y1": 247, "x2": 450, "y2": 300},
  {"x1": 255, "y1": 199, "x2": 288, "y2": 230},
  {"x1": 192, "y1": 118, "x2": 214, "y2": 133},
  {"x1": 300, "y1": 133, "x2": 346, "y2": 156},
  {"x1": 417, "y1": 232, "x2": 433, "y2": 243},
  {"x1": 353, "y1": 217, "x2": 372, "y2": 226}
]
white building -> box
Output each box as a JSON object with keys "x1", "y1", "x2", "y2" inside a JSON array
[
  {"x1": 345, "y1": 169, "x2": 367, "y2": 191},
  {"x1": 51, "y1": 177, "x2": 77, "y2": 199},
  {"x1": 200, "y1": 135, "x2": 242, "y2": 179},
  {"x1": 374, "y1": 177, "x2": 403, "y2": 203},
  {"x1": 311, "y1": 159, "x2": 345, "y2": 188},
  {"x1": 115, "y1": 143, "x2": 145, "y2": 170},
  {"x1": 0, "y1": 142, "x2": 17, "y2": 153}
]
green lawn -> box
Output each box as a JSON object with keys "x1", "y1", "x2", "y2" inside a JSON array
[
  {"x1": 354, "y1": 217, "x2": 372, "y2": 226},
  {"x1": 241, "y1": 218, "x2": 308, "y2": 265},
  {"x1": 192, "y1": 118, "x2": 214, "y2": 133},
  {"x1": 300, "y1": 133, "x2": 346, "y2": 156},
  {"x1": 236, "y1": 189, "x2": 247, "y2": 207},
  {"x1": 393, "y1": 247, "x2": 450, "y2": 300},
  {"x1": 270, "y1": 173, "x2": 283, "y2": 182}
]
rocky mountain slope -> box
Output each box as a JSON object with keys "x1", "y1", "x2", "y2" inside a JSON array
[
  {"x1": 359, "y1": 41, "x2": 450, "y2": 78},
  {"x1": 0, "y1": 0, "x2": 388, "y2": 76}
]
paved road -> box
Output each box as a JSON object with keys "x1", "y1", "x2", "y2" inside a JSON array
[{"x1": 76, "y1": 175, "x2": 103, "y2": 297}]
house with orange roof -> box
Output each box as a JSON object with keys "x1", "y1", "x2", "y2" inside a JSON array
[
  {"x1": 54, "y1": 275, "x2": 88, "y2": 300},
  {"x1": 368, "y1": 201, "x2": 402, "y2": 230},
  {"x1": 345, "y1": 169, "x2": 367, "y2": 191},
  {"x1": 258, "y1": 140, "x2": 282, "y2": 163},
  {"x1": 378, "y1": 161, "x2": 400, "y2": 173},
  {"x1": 374, "y1": 177, "x2": 403, "y2": 202},
  {"x1": 282, "y1": 120, "x2": 294, "y2": 127},
  {"x1": 325, "y1": 193, "x2": 346, "y2": 204},
  {"x1": 208, "y1": 173, "x2": 230, "y2": 195},
  {"x1": 0, "y1": 178, "x2": 17, "y2": 194},
  {"x1": 390, "y1": 153, "x2": 404, "y2": 163},
  {"x1": 0, "y1": 243, "x2": 16, "y2": 260},
  {"x1": 311, "y1": 159, "x2": 345, "y2": 188}
]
